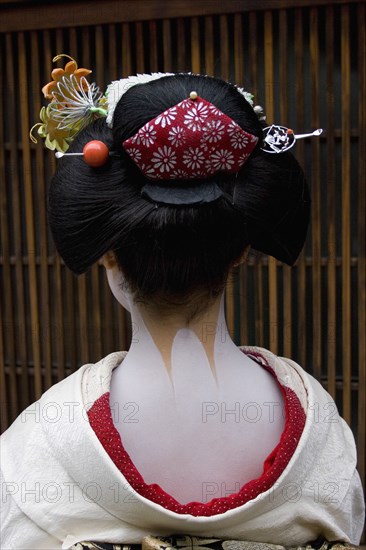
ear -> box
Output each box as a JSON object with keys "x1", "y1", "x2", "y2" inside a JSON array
[
  {"x1": 100, "y1": 251, "x2": 117, "y2": 270},
  {"x1": 232, "y1": 245, "x2": 250, "y2": 268}
]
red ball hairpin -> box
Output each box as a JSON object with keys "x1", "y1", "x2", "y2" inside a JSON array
[{"x1": 55, "y1": 140, "x2": 110, "y2": 167}]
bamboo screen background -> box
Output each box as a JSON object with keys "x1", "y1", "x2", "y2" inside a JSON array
[{"x1": 0, "y1": 0, "x2": 365, "y2": 502}]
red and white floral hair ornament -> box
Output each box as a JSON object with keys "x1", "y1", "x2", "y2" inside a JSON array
[
  {"x1": 122, "y1": 92, "x2": 259, "y2": 181},
  {"x1": 31, "y1": 58, "x2": 322, "y2": 202}
]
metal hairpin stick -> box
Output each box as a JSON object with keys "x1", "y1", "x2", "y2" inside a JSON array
[{"x1": 294, "y1": 129, "x2": 323, "y2": 140}]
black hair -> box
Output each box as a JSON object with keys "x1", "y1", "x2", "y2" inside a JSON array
[{"x1": 48, "y1": 74, "x2": 310, "y2": 306}]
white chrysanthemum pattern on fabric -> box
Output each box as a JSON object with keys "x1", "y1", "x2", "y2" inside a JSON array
[
  {"x1": 169, "y1": 168, "x2": 188, "y2": 179},
  {"x1": 127, "y1": 148, "x2": 142, "y2": 162},
  {"x1": 155, "y1": 107, "x2": 177, "y2": 128},
  {"x1": 182, "y1": 147, "x2": 205, "y2": 171},
  {"x1": 132, "y1": 124, "x2": 157, "y2": 147},
  {"x1": 168, "y1": 126, "x2": 186, "y2": 147},
  {"x1": 140, "y1": 164, "x2": 156, "y2": 178},
  {"x1": 184, "y1": 102, "x2": 209, "y2": 131},
  {"x1": 230, "y1": 132, "x2": 249, "y2": 149},
  {"x1": 210, "y1": 149, "x2": 235, "y2": 171},
  {"x1": 151, "y1": 146, "x2": 177, "y2": 173},
  {"x1": 238, "y1": 152, "x2": 251, "y2": 165},
  {"x1": 207, "y1": 104, "x2": 223, "y2": 117},
  {"x1": 123, "y1": 96, "x2": 258, "y2": 180},
  {"x1": 202, "y1": 120, "x2": 225, "y2": 144}
]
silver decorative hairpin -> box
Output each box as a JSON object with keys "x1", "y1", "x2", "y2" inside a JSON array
[{"x1": 261, "y1": 125, "x2": 323, "y2": 153}]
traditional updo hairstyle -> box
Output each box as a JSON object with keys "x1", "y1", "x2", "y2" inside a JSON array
[{"x1": 48, "y1": 74, "x2": 310, "y2": 309}]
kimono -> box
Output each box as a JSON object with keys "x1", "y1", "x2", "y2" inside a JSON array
[{"x1": 1, "y1": 347, "x2": 364, "y2": 550}]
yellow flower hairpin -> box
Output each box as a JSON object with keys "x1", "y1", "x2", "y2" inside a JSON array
[{"x1": 30, "y1": 54, "x2": 107, "y2": 153}]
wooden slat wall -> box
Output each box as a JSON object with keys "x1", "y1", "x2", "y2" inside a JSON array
[
  {"x1": 357, "y1": 1, "x2": 366, "y2": 515},
  {"x1": 0, "y1": 0, "x2": 365, "y2": 507}
]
